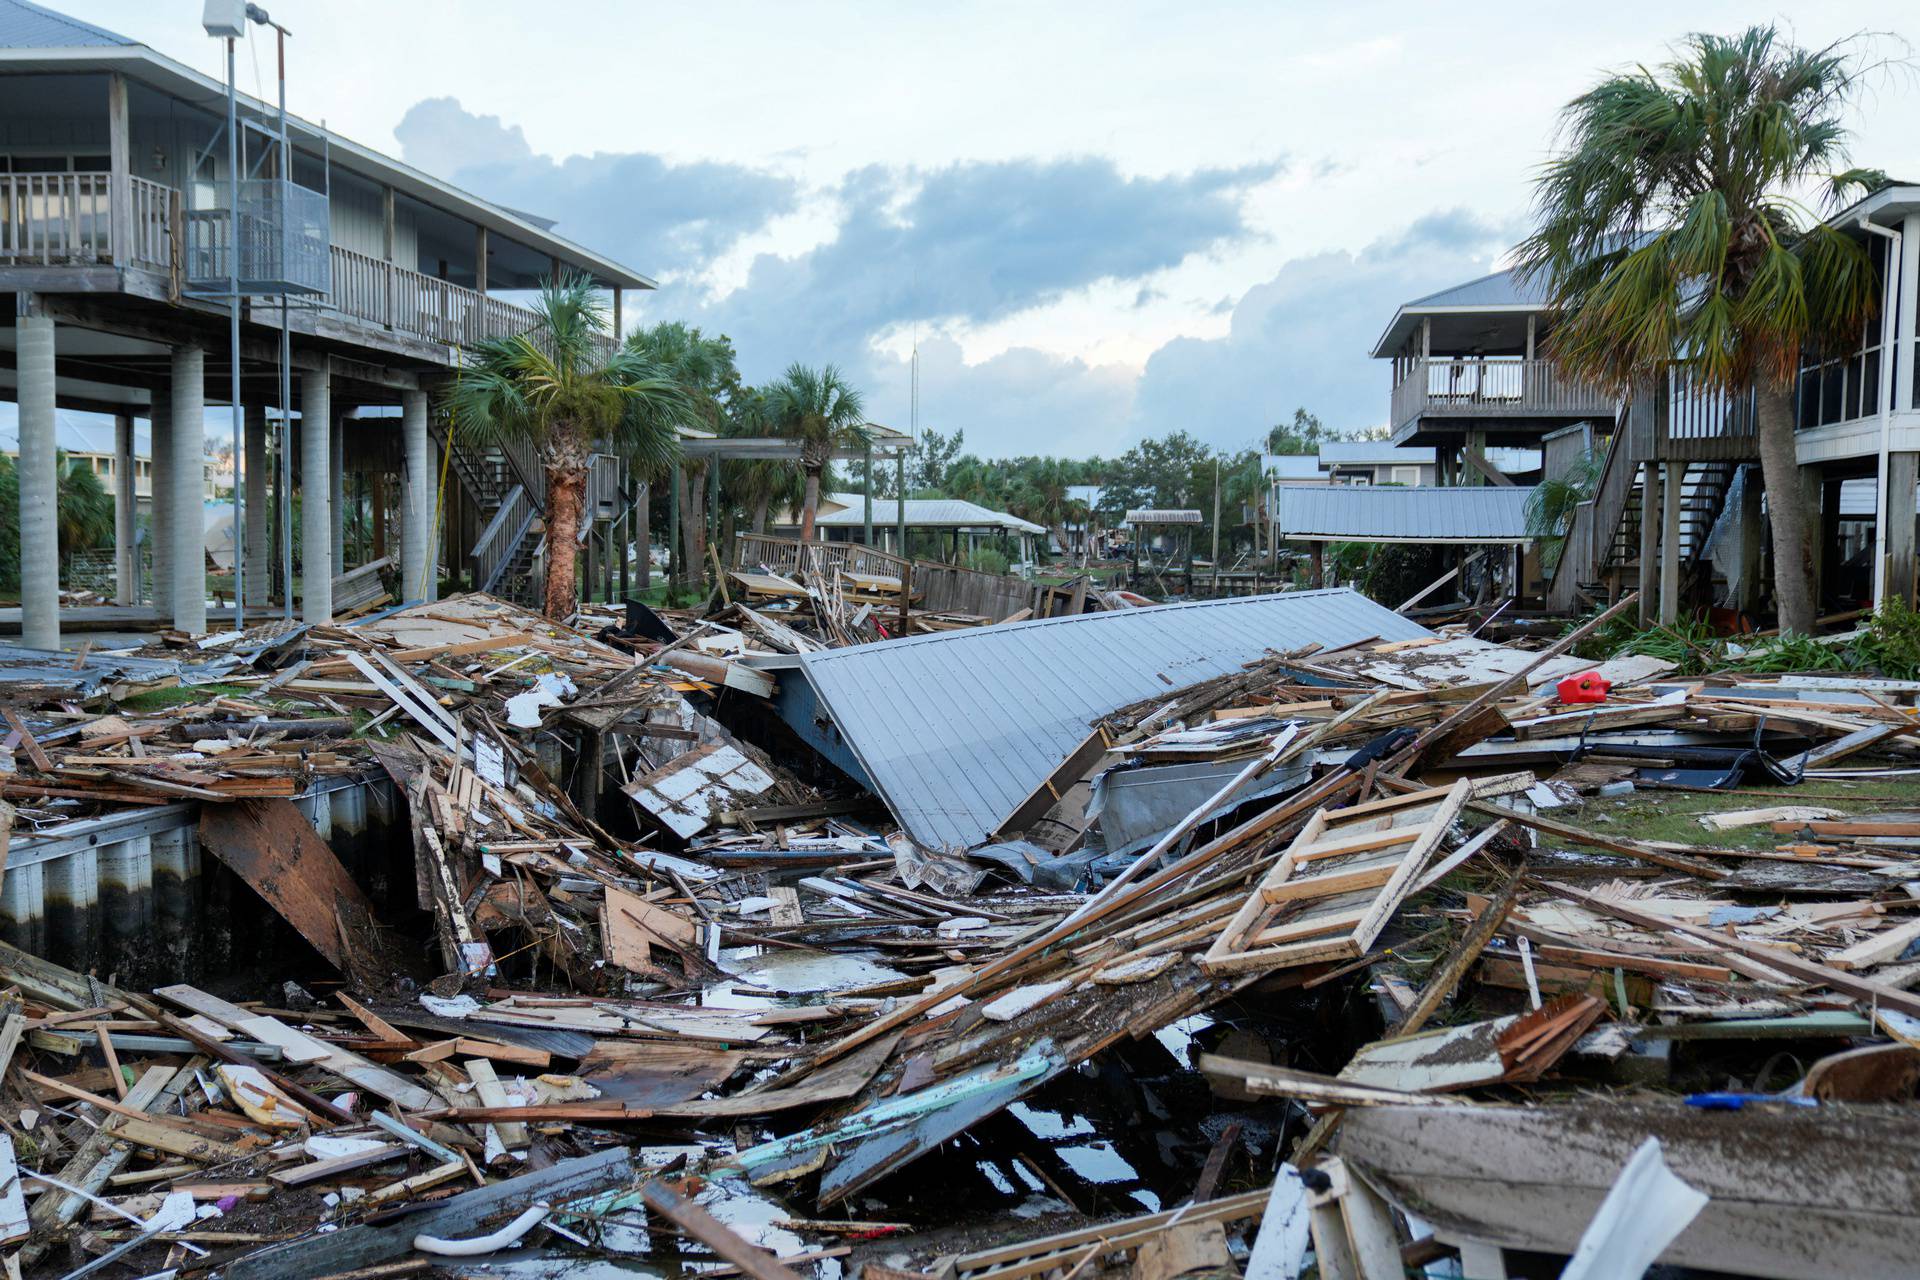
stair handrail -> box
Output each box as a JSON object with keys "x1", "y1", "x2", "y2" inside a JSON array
[
  {"x1": 1545, "y1": 394, "x2": 1647, "y2": 605},
  {"x1": 473, "y1": 484, "x2": 535, "y2": 593}
]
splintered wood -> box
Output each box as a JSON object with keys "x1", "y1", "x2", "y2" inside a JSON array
[{"x1": 1203, "y1": 780, "x2": 1469, "y2": 974}]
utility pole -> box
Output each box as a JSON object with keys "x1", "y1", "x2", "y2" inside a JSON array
[{"x1": 1211, "y1": 456, "x2": 1222, "y2": 596}]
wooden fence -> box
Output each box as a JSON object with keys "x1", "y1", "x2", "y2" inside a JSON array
[{"x1": 732, "y1": 533, "x2": 1084, "y2": 623}]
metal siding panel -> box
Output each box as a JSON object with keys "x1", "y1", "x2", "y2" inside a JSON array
[{"x1": 798, "y1": 589, "x2": 1428, "y2": 848}]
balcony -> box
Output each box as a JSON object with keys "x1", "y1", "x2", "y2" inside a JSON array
[
  {"x1": 0, "y1": 172, "x2": 173, "y2": 271},
  {"x1": 184, "y1": 177, "x2": 331, "y2": 295},
  {"x1": 1390, "y1": 357, "x2": 1617, "y2": 443},
  {"x1": 0, "y1": 173, "x2": 605, "y2": 362}
]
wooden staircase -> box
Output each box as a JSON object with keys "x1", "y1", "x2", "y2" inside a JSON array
[
  {"x1": 433, "y1": 418, "x2": 546, "y2": 608},
  {"x1": 1547, "y1": 367, "x2": 1758, "y2": 614}
]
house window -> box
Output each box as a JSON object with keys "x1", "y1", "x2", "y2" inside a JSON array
[
  {"x1": 1391, "y1": 466, "x2": 1420, "y2": 486},
  {"x1": 1797, "y1": 235, "x2": 1888, "y2": 430}
]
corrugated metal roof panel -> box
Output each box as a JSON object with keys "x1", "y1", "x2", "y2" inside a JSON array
[
  {"x1": 1273, "y1": 485, "x2": 1536, "y2": 543},
  {"x1": 794, "y1": 589, "x2": 1430, "y2": 849},
  {"x1": 1318, "y1": 442, "x2": 1438, "y2": 466},
  {"x1": 1123, "y1": 509, "x2": 1204, "y2": 525},
  {"x1": 813, "y1": 495, "x2": 1045, "y2": 534},
  {"x1": 0, "y1": 0, "x2": 131, "y2": 47}
]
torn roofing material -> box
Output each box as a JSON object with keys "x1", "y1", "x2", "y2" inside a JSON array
[{"x1": 791, "y1": 589, "x2": 1430, "y2": 850}]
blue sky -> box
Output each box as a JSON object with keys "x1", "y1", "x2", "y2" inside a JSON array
[{"x1": 47, "y1": 3, "x2": 1920, "y2": 457}]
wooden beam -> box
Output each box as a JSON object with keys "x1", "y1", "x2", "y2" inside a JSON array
[{"x1": 107, "y1": 72, "x2": 131, "y2": 263}]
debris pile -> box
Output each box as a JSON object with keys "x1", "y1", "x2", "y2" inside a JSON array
[{"x1": 3, "y1": 586, "x2": 1919, "y2": 1277}]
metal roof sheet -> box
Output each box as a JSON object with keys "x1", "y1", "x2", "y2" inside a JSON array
[
  {"x1": 0, "y1": 408, "x2": 151, "y2": 457},
  {"x1": 812, "y1": 495, "x2": 1045, "y2": 534},
  {"x1": 1273, "y1": 485, "x2": 1537, "y2": 543},
  {"x1": 1123, "y1": 509, "x2": 1204, "y2": 525},
  {"x1": 0, "y1": 0, "x2": 128, "y2": 47},
  {"x1": 793, "y1": 589, "x2": 1430, "y2": 850},
  {"x1": 1317, "y1": 442, "x2": 1438, "y2": 467},
  {"x1": 1267, "y1": 455, "x2": 1323, "y2": 480}
]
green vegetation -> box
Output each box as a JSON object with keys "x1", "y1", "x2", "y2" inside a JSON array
[
  {"x1": 1525, "y1": 448, "x2": 1603, "y2": 571},
  {"x1": 1516, "y1": 26, "x2": 1885, "y2": 634},
  {"x1": 0, "y1": 450, "x2": 116, "y2": 592},
  {"x1": 768, "y1": 365, "x2": 868, "y2": 543},
  {"x1": 449, "y1": 275, "x2": 694, "y2": 618},
  {"x1": 117, "y1": 681, "x2": 251, "y2": 712},
  {"x1": 1575, "y1": 597, "x2": 1920, "y2": 679},
  {"x1": 964, "y1": 547, "x2": 1010, "y2": 576}
]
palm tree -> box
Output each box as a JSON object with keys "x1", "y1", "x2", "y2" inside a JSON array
[
  {"x1": 625, "y1": 322, "x2": 737, "y2": 580},
  {"x1": 1524, "y1": 449, "x2": 1606, "y2": 571},
  {"x1": 449, "y1": 275, "x2": 688, "y2": 619},
  {"x1": 1514, "y1": 27, "x2": 1883, "y2": 633},
  {"x1": 768, "y1": 364, "x2": 867, "y2": 542},
  {"x1": 724, "y1": 387, "x2": 805, "y2": 535}
]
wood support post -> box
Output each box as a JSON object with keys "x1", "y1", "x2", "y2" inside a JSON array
[
  {"x1": 1637, "y1": 462, "x2": 1660, "y2": 626},
  {"x1": 1659, "y1": 460, "x2": 1683, "y2": 625},
  {"x1": 1887, "y1": 452, "x2": 1918, "y2": 609}
]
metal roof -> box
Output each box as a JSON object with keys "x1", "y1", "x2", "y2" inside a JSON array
[
  {"x1": 811, "y1": 495, "x2": 1045, "y2": 534},
  {"x1": 1266, "y1": 455, "x2": 1323, "y2": 480},
  {"x1": 0, "y1": 407, "x2": 151, "y2": 457},
  {"x1": 1318, "y1": 442, "x2": 1437, "y2": 467},
  {"x1": 1123, "y1": 509, "x2": 1204, "y2": 525},
  {"x1": 792, "y1": 589, "x2": 1431, "y2": 850},
  {"x1": 1273, "y1": 484, "x2": 1537, "y2": 543},
  {"x1": 0, "y1": 0, "x2": 126, "y2": 47},
  {"x1": 1370, "y1": 267, "x2": 1549, "y2": 357}
]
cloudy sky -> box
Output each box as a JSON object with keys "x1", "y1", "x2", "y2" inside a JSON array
[{"x1": 78, "y1": 2, "x2": 1920, "y2": 457}]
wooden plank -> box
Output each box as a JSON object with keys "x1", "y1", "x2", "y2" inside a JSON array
[
  {"x1": 0, "y1": 1133, "x2": 29, "y2": 1245},
  {"x1": 989, "y1": 727, "x2": 1111, "y2": 839},
  {"x1": 270, "y1": 1143, "x2": 410, "y2": 1187},
  {"x1": 1204, "y1": 780, "x2": 1468, "y2": 975},
  {"x1": 639, "y1": 1180, "x2": 807, "y2": 1280},
  {"x1": 156, "y1": 985, "x2": 438, "y2": 1111},
  {"x1": 1291, "y1": 826, "x2": 1426, "y2": 862},
  {"x1": 465, "y1": 1057, "x2": 527, "y2": 1151},
  {"x1": 346, "y1": 651, "x2": 461, "y2": 750},
  {"x1": 196, "y1": 799, "x2": 385, "y2": 977},
  {"x1": 1550, "y1": 883, "x2": 1920, "y2": 1018},
  {"x1": 109, "y1": 1114, "x2": 245, "y2": 1162},
  {"x1": 1827, "y1": 917, "x2": 1920, "y2": 971},
  {"x1": 21, "y1": 1064, "x2": 184, "y2": 1264}
]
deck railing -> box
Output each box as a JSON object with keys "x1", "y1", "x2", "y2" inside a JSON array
[
  {"x1": 329, "y1": 245, "x2": 548, "y2": 349},
  {"x1": 1391, "y1": 357, "x2": 1616, "y2": 432},
  {"x1": 0, "y1": 172, "x2": 172, "y2": 268}
]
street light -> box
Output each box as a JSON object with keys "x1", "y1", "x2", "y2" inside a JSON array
[{"x1": 202, "y1": 1, "x2": 291, "y2": 630}]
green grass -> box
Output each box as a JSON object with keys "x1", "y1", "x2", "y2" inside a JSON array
[
  {"x1": 117, "y1": 681, "x2": 252, "y2": 712},
  {"x1": 1568, "y1": 775, "x2": 1920, "y2": 848}
]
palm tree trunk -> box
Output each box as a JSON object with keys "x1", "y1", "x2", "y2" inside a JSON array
[
  {"x1": 751, "y1": 496, "x2": 768, "y2": 535},
  {"x1": 636, "y1": 481, "x2": 652, "y2": 591},
  {"x1": 679, "y1": 464, "x2": 704, "y2": 580},
  {"x1": 1755, "y1": 387, "x2": 1816, "y2": 633},
  {"x1": 800, "y1": 468, "x2": 821, "y2": 542},
  {"x1": 543, "y1": 464, "x2": 587, "y2": 621}
]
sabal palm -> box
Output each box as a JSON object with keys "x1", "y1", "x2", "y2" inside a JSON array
[
  {"x1": 626, "y1": 322, "x2": 737, "y2": 577},
  {"x1": 1514, "y1": 27, "x2": 1882, "y2": 632},
  {"x1": 769, "y1": 364, "x2": 867, "y2": 542},
  {"x1": 448, "y1": 275, "x2": 687, "y2": 619},
  {"x1": 724, "y1": 387, "x2": 805, "y2": 534},
  {"x1": 1524, "y1": 449, "x2": 1606, "y2": 572}
]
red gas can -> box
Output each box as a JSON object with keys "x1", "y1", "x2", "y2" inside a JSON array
[{"x1": 1556, "y1": 670, "x2": 1612, "y2": 704}]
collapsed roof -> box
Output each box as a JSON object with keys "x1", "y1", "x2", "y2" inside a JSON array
[{"x1": 784, "y1": 589, "x2": 1431, "y2": 849}]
